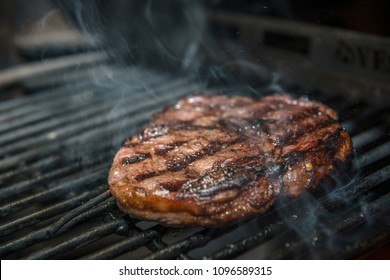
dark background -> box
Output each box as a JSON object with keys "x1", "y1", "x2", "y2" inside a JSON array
[{"x1": 1, "y1": 0, "x2": 389, "y2": 69}]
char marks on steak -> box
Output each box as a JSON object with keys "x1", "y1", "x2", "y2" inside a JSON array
[{"x1": 108, "y1": 94, "x2": 353, "y2": 227}]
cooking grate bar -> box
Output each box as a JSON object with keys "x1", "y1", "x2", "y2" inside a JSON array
[
  {"x1": 356, "y1": 141, "x2": 390, "y2": 169},
  {"x1": 26, "y1": 218, "x2": 128, "y2": 259},
  {"x1": 0, "y1": 68, "x2": 161, "y2": 133},
  {"x1": 0, "y1": 155, "x2": 63, "y2": 182},
  {"x1": 0, "y1": 79, "x2": 94, "y2": 113},
  {"x1": 0, "y1": 69, "x2": 169, "y2": 139},
  {"x1": 82, "y1": 229, "x2": 161, "y2": 260},
  {"x1": 145, "y1": 226, "x2": 238, "y2": 260},
  {"x1": 0, "y1": 161, "x2": 84, "y2": 199},
  {"x1": 352, "y1": 125, "x2": 389, "y2": 149},
  {"x1": 1, "y1": 77, "x2": 190, "y2": 155},
  {"x1": 322, "y1": 165, "x2": 390, "y2": 210},
  {"x1": 0, "y1": 166, "x2": 107, "y2": 217},
  {"x1": 0, "y1": 79, "x2": 201, "y2": 171},
  {"x1": 50, "y1": 197, "x2": 117, "y2": 238},
  {"x1": 0, "y1": 133, "x2": 124, "y2": 199},
  {"x1": 0, "y1": 137, "x2": 113, "y2": 192},
  {"x1": 0, "y1": 82, "x2": 97, "y2": 128},
  {"x1": 0, "y1": 189, "x2": 105, "y2": 237},
  {"x1": 0, "y1": 121, "x2": 121, "y2": 172},
  {"x1": 208, "y1": 218, "x2": 284, "y2": 259},
  {"x1": 0, "y1": 94, "x2": 123, "y2": 147},
  {"x1": 0, "y1": 192, "x2": 113, "y2": 258}
]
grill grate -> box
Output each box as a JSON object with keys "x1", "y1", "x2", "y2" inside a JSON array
[{"x1": 0, "y1": 64, "x2": 389, "y2": 259}]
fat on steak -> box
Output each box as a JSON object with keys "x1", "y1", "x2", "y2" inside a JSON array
[{"x1": 108, "y1": 94, "x2": 353, "y2": 227}]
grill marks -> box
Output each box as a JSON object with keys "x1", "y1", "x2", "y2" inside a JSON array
[
  {"x1": 121, "y1": 153, "x2": 151, "y2": 165},
  {"x1": 124, "y1": 130, "x2": 243, "y2": 186},
  {"x1": 154, "y1": 141, "x2": 186, "y2": 155},
  {"x1": 165, "y1": 139, "x2": 239, "y2": 172},
  {"x1": 108, "y1": 94, "x2": 353, "y2": 227}
]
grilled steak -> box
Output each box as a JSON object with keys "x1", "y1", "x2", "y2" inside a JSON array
[{"x1": 108, "y1": 94, "x2": 353, "y2": 227}]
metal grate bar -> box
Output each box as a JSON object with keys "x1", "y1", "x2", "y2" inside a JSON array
[
  {"x1": 0, "y1": 80, "x2": 201, "y2": 171},
  {"x1": 0, "y1": 188, "x2": 105, "y2": 237},
  {"x1": 145, "y1": 233, "x2": 212, "y2": 260},
  {"x1": 352, "y1": 125, "x2": 390, "y2": 150},
  {"x1": 0, "y1": 161, "x2": 83, "y2": 199},
  {"x1": 0, "y1": 125, "x2": 116, "y2": 171},
  {"x1": 0, "y1": 155, "x2": 63, "y2": 183},
  {"x1": 356, "y1": 141, "x2": 390, "y2": 168},
  {"x1": 0, "y1": 166, "x2": 107, "y2": 217},
  {"x1": 321, "y1": 165, "x2": 390, "y2": 210},
  {"x1": 208, "y1": 218, "x2": 284, "y2": 259},
  {"x1": 0, "y1": 51, "x2": 109, "y2": 88},
  {"x1": 26, "y1": 218, "x2": 128, "y2": 259},
  {"x1": 0, "y1": 70, "x2": 168, "y2": 143},
  {"x1": 0, "y1": 94, "x2": 118, "y2": 147},
  {"x1": 0, "y1": 82, "x2": 96, "y2": 128},
  {"x1": 82, "y1": 229, "x2": 160, "y2": 260},
  {"x1": 0, "y1": 68, "x2": 160, "y2": 132},
  {"x1": 0, "y1": 137, "x2": 118, "y2": 199},
  {"x1": 0, "y1": 80, "x2": 94, "y2": 113},
  {"x1": 0, "y1": 192, "x2": 112, "y2": 258},
  {"x1": 79, "y1": 223, "x2": 196, "y2": 260},
  {"x1": 1, "y1": 77, "x2": 188, "y2": 155},
  {"x1": 55, "y1": 197, "x2": 117, "y2": 234},
  {"x1": 145, "y1": 226, "x2": 241, "y2": 260}
]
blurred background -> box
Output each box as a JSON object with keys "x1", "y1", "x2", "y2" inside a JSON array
[{"x1": 1, "y1": 0, "x2": 389, "y2": 69}]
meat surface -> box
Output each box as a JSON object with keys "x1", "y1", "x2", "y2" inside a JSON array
[{"x1": 108, "y1": 94, "x2": 353, "y2": 227}]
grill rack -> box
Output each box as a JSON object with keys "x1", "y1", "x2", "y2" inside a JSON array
[{"x1": 0, "y1": 64, "x2": 389, "y2": 259}]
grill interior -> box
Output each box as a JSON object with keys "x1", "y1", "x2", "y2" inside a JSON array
[{"x1": 0, "y1": 59, "x2": 389, "y2": 259}]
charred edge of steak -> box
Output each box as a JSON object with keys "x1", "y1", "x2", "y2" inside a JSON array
[
  {"x1": 281, "y1": 127, "x2": 345, "y2": 166},
  {"x1": 277, "y1": 119, "x2": 338, "y2": 146},
  {"x1": 280, "y1": 127, "x2": 353, "y2": 196}
]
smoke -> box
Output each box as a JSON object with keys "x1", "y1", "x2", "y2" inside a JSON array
[{"x1": 57, "y1": 0, "x2": 290, "y2": 90}]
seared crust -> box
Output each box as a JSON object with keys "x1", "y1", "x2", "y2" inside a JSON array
[{"x1": 108, "y1": 94, "x2": 353, "y2": 227}]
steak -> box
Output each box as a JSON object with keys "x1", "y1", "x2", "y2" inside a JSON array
[{"x1": 108, "y1": 94, "x2": 353, "y2": 227}]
